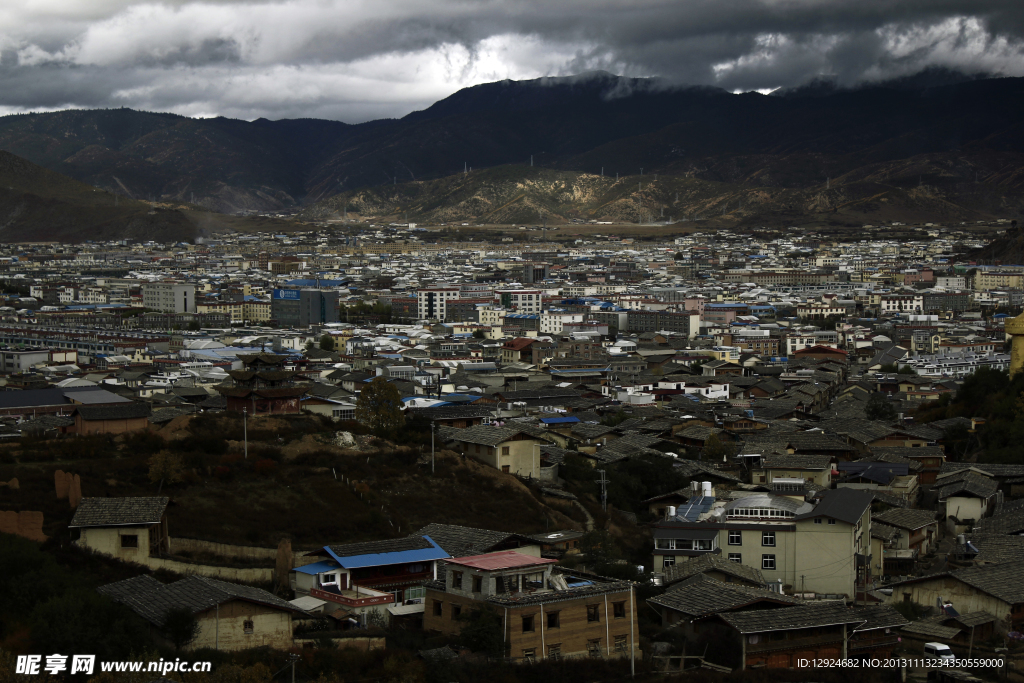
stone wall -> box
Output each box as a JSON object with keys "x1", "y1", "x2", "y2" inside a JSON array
[{"x1": 0, "y1": 510, "x2": 46, "y2": 542}]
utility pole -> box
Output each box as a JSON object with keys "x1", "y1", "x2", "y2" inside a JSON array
[
  {"x1": 530, "y1": 155, "x2": 533, "y2": 167},
  {"x1": 431, "y1": 421, "x2": 436, "y2": 474},
  {"x1": 601, "y1": 166, "x2": 604, "y2": 177},
  {"x1": 640, "y1": 167, "x2": 643, "y2": 175},
  {"x1": 596, "y1": 469, "x2": 609, "y2": 512},
  {"x1": 464, "y1": 162, "x2": 467, "y2": 175},
  {"x1": 243, "y1": 407, "x2": 248, "y2": 459}
]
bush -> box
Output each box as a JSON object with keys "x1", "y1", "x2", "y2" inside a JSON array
[{"x1": 254, "y1": 458, "x2": 277, "y2": 476}]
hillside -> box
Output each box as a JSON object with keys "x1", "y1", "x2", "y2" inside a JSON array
[
  {"x1": 0, "y1": 73, "x2": 1023, "y2": 222},
  {"x1": 298, "y1": 161, "x2": 1016, "y2": 229},
  {"x1": 0, "y1": 150, "x2": 199, "y2": 242}
]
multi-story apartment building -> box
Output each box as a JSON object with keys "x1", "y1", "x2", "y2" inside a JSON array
[
  {"x1": 497, "y1": 289, "x2": 543, "y2": 314},
  {"x1": 271, "y1": 289, "x2": 339, "y2": 328},
  {"x1": 652, "y1": 488, "x2": 874, "y2": 598},
  {"x1": 540, "y1": 311, "x2": 585, "y2": 334},
  {"x1": 142, "y1": 283, "x2": 196, "y2": 313},
  {"x1": 880, "y1": 295, "x2": 923, "y2": 314},
  {"x1": 424, "y1": 550, "x2": 638, "y2": 662},
  {"x1": 417, "y1": 288, "x2": 460, "y2": 321}
]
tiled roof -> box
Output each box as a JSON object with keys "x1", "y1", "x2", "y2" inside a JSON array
[
  {"x1": 662, "y1": 554, "x2": 765, "y2": 587},
  {"x1": 871, "y1": 522, "x2": 901, "y2": 543},
  {"x1": 796, "y1": 488, "x2": 873, "y2": 525},
  {"x1": 70, "y1": 497, "x2": 168, "y2": 527},
  {"x1": 648, "y1": 573, "x2": 800, "y2": 618},
  {"x1": 413, "y1": 523, "x2": 534, "y2": 558},
  {"x1": 852, "y1": 604, "x2": 910, "y2": 632},
  {"x1": 762, "y1": 453, "x2": 832, "y2": 469},
  {"x1": 937, "y1": 473, "x2": 998, "y2": 502},
  {"x1": 98, "y1": 574, "x2": 301, "y2": 627},
  {"x1": 941, "y1": 462, "x2": 1024, "y2": 478},
  {"x1": 719, "y1": 601, "x2": 865, "y2": 633},
  {"x1": 901, "y1": 620, "x2": 961, "y2": 639},
  {"x1": 447, "y1": 424, "x2": 540, "y2": 446},
  {"x1": 75, "y1": 403, "x2": 153, "y2": 421},
  {"x1": 324, "y1": 536, "x2": 432, "y2": 558},
  {"x1": 872, "y1": 507, "x2": 937, "y2": 531}
]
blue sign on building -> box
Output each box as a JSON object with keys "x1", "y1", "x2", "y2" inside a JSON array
[{"x1": 273, "y1": 289, "x2": 301, "y2": 300}]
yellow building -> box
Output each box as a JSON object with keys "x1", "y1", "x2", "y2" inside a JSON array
[
  {"x1": 450, "y1": 425, "x2": 544, "y2": 476},
  {"x1": 70, "y1": 497, "x2": 170, "y2": 561},
  {"x1": 99, "y1": 574, "x2": 301, "y2": 651}
]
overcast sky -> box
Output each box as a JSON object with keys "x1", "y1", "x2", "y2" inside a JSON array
[{"x1": 0, "y1": 0, "x2": 1022, "y2": 123}]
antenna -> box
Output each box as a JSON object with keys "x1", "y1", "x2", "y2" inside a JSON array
[
  {"x1": 530, "y1": 155, "x2": 533, "y2": 167},
  {"x1": 464, "y1": 162, "x2": 467, "y2": 175},
  {"x1": 601, "y1": 166, "x2": 604, "y2": 177}
]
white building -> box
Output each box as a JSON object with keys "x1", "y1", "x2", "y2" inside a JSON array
[
  {"x1": 142, "y1": 283, "x2": 196, "y2": 313},
  {"x1": 417, "y1": 288, "x2": 460, "y2": 321}
]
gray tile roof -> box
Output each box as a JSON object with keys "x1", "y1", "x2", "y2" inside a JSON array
[
  {"x1": 98, "y1": 574, "x2": 301, "y2": 627},
  {"x1": 871, "y1": 522, "x2": 901, "y2": 543},
  {"x1": 322, "y1": 536, "x2": 433, "y2": 558},
  {"x1": 941, "y1": 462, "x2": 1024, "y2": 478},
  {"x1": 70, "y1": 497, "x2": 168, "y2": 528},
  {"x1": 75, "y1": 402, "x2": 153, "y2": 421},
  {"x1": 662, "y1": 553, "x2": 765, "y2": 587},
  {"x1": 762, "y1": 453, "x2": 832, "y2": 469},
  {"x1": 901, "y1": 620, "x2": 961, "y2": 639},
  {"x1": 976, "y1": 509, "x2": 1024, "y2": 535},
  {"x1": 796, "y1": 488, "x2": 873, "y2": 525},
  {"x1": 412, "y1": 523, "x2": 534, "y2": 558},
  {"x1": 851, "y1": 604, "x2": 910, "y2": 632},
  {"x1": 648, "y1": 573, "x2": 800, "y2": 618},
  {"x1": 448, "y1": 424, "x2": 541, "y2": 446},
  {"x1": 718, "y1": 601, "x2": 865, "y2": 633},
  {"x1": 872, "y1": 507, "x2": 938, "y2": 531},
  {"x1": 937, "y1": 473, "x2": 999, "y2": 502},
  {"x1": 960, "y1": 533, "x2": 1024, "y2": 565}
]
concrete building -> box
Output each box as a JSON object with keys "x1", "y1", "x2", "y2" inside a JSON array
[
  {"x1": 423, "y1": 550, "x2": 638, "y2": 662},
  {"x1": 271, "y1": 289, "x2": 339, "y2": 327},
  {"x1": 652, "y1": 489, "x2": 874, "y2": 598},
  {"x1": 418, "y1": 288, "x2": 460, "y2": 321},
  {"x1": 142, "y1": 282, "x2": 196, "y2": 313}
]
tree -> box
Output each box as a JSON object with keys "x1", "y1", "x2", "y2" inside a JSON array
[
  {"x1": 163, "y1": 607, "x2": 201, "y2": 650},
  {"x1": 457, "y1": 608, "x2": 504, "y2": 655},
  {"x1": 319, "y1": 334, "x2": 335, "y2": 351},
  {"x1": 702, "y1": 433, "x2": 736, "y2": 462},
  {"x1": 865, "y1": 393, "x2": 897, "y2": 422},
  {"x1": 148, "y1": 451, "x2": 185, "y2": 491},
  {"x1": 898, "y1": 364, "x2": 917, "y2": 375},
  {"x1": 355, "y1": 376, "x2": 405, "y2": 437},
  {"x1": 471, "y1": 328, "x2": 486, "y2": 339}
]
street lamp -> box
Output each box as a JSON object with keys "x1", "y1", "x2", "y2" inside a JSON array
[{"x1": 243, "y1": 407, "x2": 248, "y2": 459}]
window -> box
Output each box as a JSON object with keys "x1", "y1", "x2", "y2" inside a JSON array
[
  {"x1": 588, "y1": 639, "x2": 602, "y2": 657},
  {"x1": 587, "y1": 604, "x2": 601, "y2": 623},
  {"x1": 828, "y1": 518, "x2": 837, "y2": 525},
  {"x1": 762, "y1": 531, "x2": 776, "y2": 547},
  {"x1": 728, "y1": 553, "x2": 742, "y2": 563},
  {"x1": 656, "y1": 538, "x2": 674, "y2": 550},
  {"x1": 501, "y1": 465, "x2": 510, "y2": 473},
  {"x1": 728, "y1": 530, "x2": 742, "y2": 546},
  {"x1": 522, "y1": 648, "x2": 536, "y2": 661},
  {"x1": 433, "y1": 600, "x2": 443, "y2": 616},
  {"x1": 814, "y1": 518, "x2": 822, "y2": 524},
  {"x1": 451, "y1": 571, "x2": 463, "y2": 589},
  {"x1": 548, "y1": 644, "x2": 561, "y2": 659},
  {"x1": 762, "y1": 554, "x2": 776, "y2": 570},
  {"x1": 243, "y1": 619, "x2": 254, "y2": 634},
  {"x1": 663, "y1": 556, "x2": 675, "y2": 567},
  {"x1": 613, "y1": 602, "x2": 626, "y2": 619},
  {"x1": 547, "y1": 611, "x2": 560, "y2": 629},
  {"x1": 472, "y1": 575, "x2": 482, "y2": 592},
  {"x1": 502, "y1": 446, "x2": 510, "y2": 456},
  {"x1": 522, "y1": 615, "x2": 535, "y2": 632},
  {"x1": 614, "y1": 635, "x2": 628, "y2": 652},
  {"x1": 451, "y1": 604, "x2": 462, "y2": 619},
  {"x1": 120, "y1": 534, "x2": 138, "y2": 548}
]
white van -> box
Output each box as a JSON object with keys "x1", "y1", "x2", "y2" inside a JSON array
[{"x1": 923, "y1": 642, "x2": 956, "y2": 663}]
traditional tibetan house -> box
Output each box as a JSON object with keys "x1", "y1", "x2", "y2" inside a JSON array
[{"x1": 216, "y1": 353, "x2": 308, "y2": 414}]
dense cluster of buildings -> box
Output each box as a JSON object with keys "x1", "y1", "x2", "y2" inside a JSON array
[{"x1": 5, "y1": 220, "x2": 1024, "y2": 670}]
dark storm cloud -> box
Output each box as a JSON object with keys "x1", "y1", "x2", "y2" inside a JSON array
[{"x1": 0, "y1": 0, "x2": 1021, "y2": 121}]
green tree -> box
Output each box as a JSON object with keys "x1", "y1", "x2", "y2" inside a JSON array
[
  {"x1": 163, "y1": 606, "x2": 200, "y2": 650},
  {"x1": 471, "y1": 329, "x2": 486, "y2": 339},
  {"x1": 319, "y1": 334, "x2": 336, "y2": 351},
  {"x1": 865, "y1": 393, "x2": 897, "y2": 422},
  {"x1": 898, "y1": 364, "x2": 917, "y2": 375},
  {"x1": 355, "y1": 376, "x2": 405, "y2": 437},
  {"x1": 701, "y1": 433, "x2": 737, "y2": 462},
  {"x1": 457, "y1": 608, "x2": 504, "y2": 655}
]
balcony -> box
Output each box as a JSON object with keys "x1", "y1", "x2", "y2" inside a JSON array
[{"x1": 310, "y1": 585, "x2": 394, "y2": 609}]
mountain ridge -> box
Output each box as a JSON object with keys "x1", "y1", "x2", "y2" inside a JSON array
[{"x1": 0, "y1": 72, "x2": 1022, "y2": 224}]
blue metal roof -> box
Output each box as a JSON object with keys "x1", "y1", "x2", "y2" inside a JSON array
[
  {"x1": 323, "y1": 536, "x2": 449, "y2": 569},
  {"x1": 292, "y1": 560, "x2": 341, "y2": 575},
  {"x1": 540, "y1": 416, "x2": 580, "y2": 425}
]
